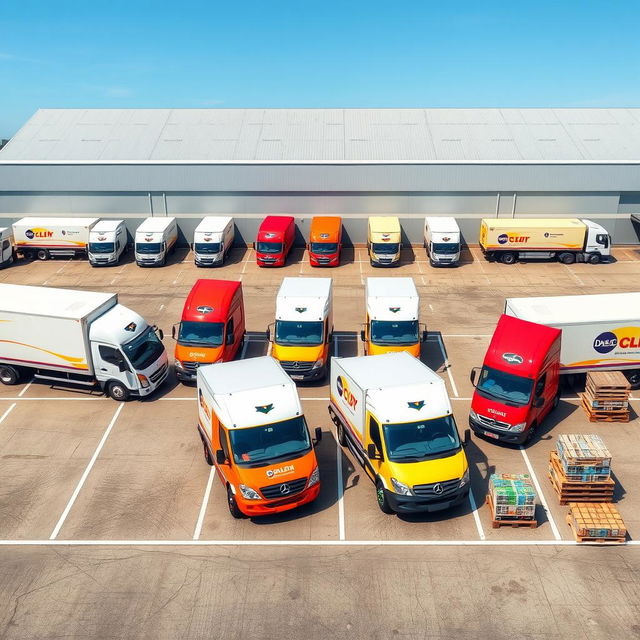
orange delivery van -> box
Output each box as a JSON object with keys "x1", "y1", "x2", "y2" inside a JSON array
[
  {"x1": 308, "y1": 216, "x2": 342, "y2": 266},
  {"x1": 172, "y1": 279, "x2": 245, "y2": 383}
]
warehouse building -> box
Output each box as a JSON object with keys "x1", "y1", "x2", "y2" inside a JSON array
[{"x1": 1, "y1": 108, "x2": 639, "y2": 245}]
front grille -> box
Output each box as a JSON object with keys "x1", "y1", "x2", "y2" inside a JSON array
[
  {"x1": 260, "y1": 257, "x2": 276, "y2": 262},
  {"x1": 412, "y1": 478, "x2": 460, "y2": 498},
  {"x1": 317, "y1": 257, "x2": 331, "y2": 263},
  {"x1": 149, "y1": 362, "x2": 168, "y2": 383},
  {"x1": 280, "y1": 361, "x2": 314, "y2": 373},
  {"x1": 260, "y1": 477, "x2": 307, "y2": 500},
  {"x1": 181, "y1": 361, "x2": 199, "y2": 372},
  {"x1": 476, "y1": 413, "x2": 510, "y2": 430}
]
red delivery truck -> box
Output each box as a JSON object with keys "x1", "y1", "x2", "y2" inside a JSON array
[
  {"x1": 255, "y1": 216, "x2": 295, "y2": 267},
  {"x1": 468, "y1": 314, "x2": 561, "y2": 445}
]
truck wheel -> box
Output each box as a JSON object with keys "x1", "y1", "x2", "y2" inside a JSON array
[
  {"x1": 227, "y1": 486, "x2": 245, "y2": 519},
  {"x1": 36, "y1": 249, "x2": 49, "y2": 261},
  {"x1": 376, "y1": 481, "x2": 394, "y2": 514},
  {"x1": 587, "y1": 253, "x2": 601, "y2": 264},
  {"x1": 199, "y1": 431, "x2": 214, "y2": 466},
  {"x1": 624, "y1": 369, "x2": 640, "y2": 390},
  {"x1": 0, "y1": 365, "x2": 20, "y2": 385},
  {"x1": 336, "y1": 422, "x2": 347, "y2": 447},
  {"x1": 552, "y1": 394, "x2": 560, "y2": 410},
  {"x1": 107, "y1": 381, "x2": 130, "y2": 401},
  {"x1": 525, "y1": 422, "x2": 537, "y2": 445},
  {"x1": 558, "y1": 252, "x2": 575, "y2": 265},
  {"x1": 500, "y1": 252, "x2": 516, "y2": 265}
]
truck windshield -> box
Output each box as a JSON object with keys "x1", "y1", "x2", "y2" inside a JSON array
[
  {"x1": 194, "y1": 242, "x2": 221, "y2": 254},
  {"x1": 433, "y1": 242, "x2": 460, "y2": 254},
  {"x1": 275, "y1": 320, "x2": 324, "y2": 346},
  {"x1": 89, "y1": 242, "x2": 115, "y2": 254},
  {"x1": 371, "y1": 320, "x2": 419, "y2": 346},
  {"x1": 178, "y1": 321, "x2": 224, "y2": 347},
  {"x1": 228, "y1": 416, "x2": 312, "y2": 467},
  {"x1": 372, "y1": 242, "x2": 399, "y2": 255},
  {"x1": 122, "y1": 326, "x2": 164, "y2": 370},
  {"x1": 476, "y1": 366, "x2": 533, "y2": 406},
  {"x1": 383, "y1": 415, "x2": 461, "y2": 462},
  {"x1": 136, "y1": 242, "x2": 161, "y2": 254},
  {"x1": 256, "y1": 242, "x2": 282, "y2": 254},
  {"x1": 310, "y1": 242, "x2": 338, "y2": 254}
]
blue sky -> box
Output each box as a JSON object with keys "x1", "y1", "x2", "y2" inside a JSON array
[{"x1": 1, "y1": 0, "x2": 639, "y2": 137}]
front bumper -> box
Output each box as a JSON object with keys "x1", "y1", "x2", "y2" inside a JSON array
[
  {"x1": 281, "y1": 363, "x2": 326, "y2": 382},
  {"x1": 469, "y1": 416, "x2": 528, "y2": 444},
  {"x1": 195, "y1": 255, "x2": 223, "y2": 266},
  {"x1": 238, "y1": 483, "x2": 320, "y2": 516},
  {"x1": 310, "y1": 255, "x2": 339, "y2": 267},
  {"x1": 385, "y1": 486, "x2": 469, "y2": 513},
  {"x1": 175, "y1": 368, "x2": 197, "y2": 382}
]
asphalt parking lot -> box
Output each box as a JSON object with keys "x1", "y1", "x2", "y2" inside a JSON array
[{"x1": 0, "y1": 245, "x2": 639, "y2": 639}]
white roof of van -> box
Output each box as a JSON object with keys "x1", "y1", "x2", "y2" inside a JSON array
[
  {"x1": 366, "y1": 277, "x2": 419, "y2": 321},
  {"x1": 92, "y1": 220, "x2": 124, "y2": 233},
  {"x1": 425, "y1": 217, "x2": 459, "y2": 232},
  {"x1": 136, "y1": 217, "x2": 176, "y2": 232},
  {"x1": 14, "y1": 217, "x2": 99, "y2": 227},
  {"x1": 276, "y1": 277, "x2": 332, "y2": 321},
  {"x1": 194, "y1": 216, "x2": 233, "y2": 232}
]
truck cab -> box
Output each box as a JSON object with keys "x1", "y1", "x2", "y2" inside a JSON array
[
  {"x1": 469, "y1": 314, "x2": 561, "y2": 445},
  {"x1": 424, "y1": 217, "x2": 461, "y2": 266},
  {"x1": 361, "y1": 277, "x2": 426, "y2": 357},
  {"x1": 582, "y1": 219, "x2": 612, "y2": 262},
  {"x1": 367, "y1": 216, "x2": 402, "y2": 266},
  {"x1": 193, "y1": 216, "x2": 234, "y2": 267},
  {"x1": 196, "y1": 356, "x2": 322, "y2": 518},
  {"x1": 255, "y1": 216, "x2": 295, "y2": 267},
  {"x1": 329, "y1": 352, "x2": 470, "y2": 514},
  {"x1": 308, "y1": 216, "x2": 342, "y2": 266},
  {"x1": 135, "y1": 217, "x2": 178, "y2": 267},
  {"x1": 173, "y1": 279, "x2": 245, "y2": 383},
  {"x1": 268, "y1": 277, "x2": 332, "y2": 381},
  {"x1": 88, "y1": 220, "x2": 128, "y2": 266},
  {"x1": 0, "y1": 228, "x2": 15, "y2": 267}
]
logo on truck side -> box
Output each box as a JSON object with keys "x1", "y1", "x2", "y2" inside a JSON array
[
  {"x1": 502, "y1": 352, "x2": 524, "y2": 365},
  {"x1": 498, "y1": 234, "x2": 530, "y2": 245},
  {"x1": 266, "y1": 464, "x2": 294, "y2": 478},
  {"x1": 337, "y1": 376, "x2": 358, "y2": 411},
  {"x1": 593, "y1": 331, "x2": 618, "y2": 354},
  {"x1": 198, "y1": 389, "x2": 211, "y2": 420},
  {"x1": 25, "y1": 228, "x2": 54, "y2": 239},
  {"x1": 592, "y1": 328, "x2": 640, "y2": 354}
]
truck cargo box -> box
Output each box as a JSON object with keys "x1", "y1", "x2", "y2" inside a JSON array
[
  {"x1": 13, "y1": 217, "x2": 99, "y2": 251},
  {"x1": 480, "y1": 218, "x2": 586, "y2": 251}
]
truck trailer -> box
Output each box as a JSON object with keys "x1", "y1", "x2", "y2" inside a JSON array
[{"x1": 0, "y1": 284, "x2": 169, "y2": 400}]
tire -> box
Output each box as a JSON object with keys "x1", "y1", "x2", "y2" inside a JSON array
[
  {"x1": 0, "y1": 365, "x2": 20, "y2": 385},
  {"x1": 500, "y1": 252, "x2": 517, "y2": 265},
  {"x1": 36, "y1": 249, "x2": 49, "y2": 261},
  {"x1": 376, "y1": 481, "x2": 394, "y2": 514},
  {"x1": 337, "y1": 422, "x2": 347, "y2": 447},
  {"x1": 227, "y1": 486, "x2": 245, "y2": 519},
  {"x1": 199, "y1": 432, "x2": 214, "y2": 466},
  {"x1": 525, "y1": 422, "x2": 537, "y2": 445},
  {"x1": 624, "y1": 369, "x2": 640, "y2": 390},
  {"x1": 587, "y1": 253, "x2": 601, "y2": 264},
  {"x1": 558, "y1": 252, "x2": 575, "y2": 265},
  {"x1": 552, "y1": 393, "x2": 560, "y2": 410},
  {"x1": 107, "y1": 381, "x2": 130, "y2": 402}
]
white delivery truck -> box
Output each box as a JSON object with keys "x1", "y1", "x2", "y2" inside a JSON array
[
  {"x1": 0, "y1": 284, "x2": 169, "y2": 400},
  {"x1": 479, "y1": 218, "x2": 611, "y2": 265},
  {"x1": 329, "y1": 352, "x2": 470, "y2": 514},
  {"x1": 12, "y1": 217, "x2": 99, "y2": 260},
  {"x1": 135, "y1": 217, "x2": 178, "y2": 267},
  {"x1": 193, "y1": 216, "x2": 234, "y2": 266},
  {"x1": 0, "y1": 228, "x2": 16, "y2": 267},
  {"x1": 424, "y1": 217, "x2": 461, "y2": 266},
  {"x1": 505, "y1": 292, "x2": 640, "y2": 388},
  {"x1": 88, "y1": 220, "x2": 128, "y2": 266}
]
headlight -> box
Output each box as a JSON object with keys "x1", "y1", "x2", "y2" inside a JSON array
[
  {"x1": 307, "y1": 466, "x2": 320, "y2": 488},
  {"x1": 239, "y1": 484, "x2": 261, "y2": 500},
  {"x1": 459, "y1": 468, "x2": 470, "y2": 488},
  {"x1": 390, "y1": 477, "x2": 412, "y2": 496},
  {"x1": 469, "y1": 408, "x2": 478, "y2": 421},
  {"x1": 174, "y1": 359, "x2": 184, "y2": 370},
  {"x1": 137, "y1": 374, "x2": 149, "y2": 388},
  {"x1": 312, "y1": 358, "x2": 324, "y2": 370},
  {"x1": 511, "y1": 421, "x2": 527, "y2": 433}
]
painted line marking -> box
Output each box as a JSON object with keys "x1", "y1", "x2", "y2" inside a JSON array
[
  {"x1": 193, "y1": 467, "x2": 216, "y2": 540},
  {"x1": 49, "y1": 403, "x2": 125, "y2": 540},
  {"x1": 468, "y1": 488, "x2": 485, "y2": 540},
  {"x1": 0, "y1": 403, "x2": 16, "y2": 425},
  {"x1": 565, "y1": 265, "x2": 585, "y2": 287},
  {"x1": 428, "y1": 303, "x2": 434, "y2": 311},
  {"x1": 520, "y1": 444, "x2": 561, "y2": 541},
  {"x1": 172, "y1": 270, "x2": 183, "y2": 285},
  {"x1": 17, "y1": 382, "x2": 32, "y2": 397},
  {"x1": 336, "y1": 441, "x2": 345, "y2": 541},
  {"x1": 435, "y1": 334, "x2": 459, "y2": 397},
  {"x1": 110, "y1": 277, "x2": 118, "y2": 285},
  {"x1": 158, "y1": 304, "x2": 165, "y2": 312}
]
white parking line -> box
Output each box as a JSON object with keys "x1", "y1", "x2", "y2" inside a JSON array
[
  {"x1": 468, "y1": 489, "x2": 485, "y2": 540},
  {"x1": 0, "y1": 403, "x2": 16, "y2": 425},
  {"x1": 17, "y1": 382, "x2": 32, "y2": 397},
  {"x1": 519, "y1": 445, "x2": 561, "y2": 540},
  {"x1": 193, "y1": 466, "x2": 216, "y2": 540},
  {"x1": 49, "y1": 403, "x2": 125, "y2": 540},
  {"x1": 434, "y1": 334, "x2": 459, "y2": 397}
]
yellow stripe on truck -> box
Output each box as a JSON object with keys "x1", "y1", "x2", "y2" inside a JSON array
[{"x1": 0, "y1": 339, "x2": 88, "y2": 368}]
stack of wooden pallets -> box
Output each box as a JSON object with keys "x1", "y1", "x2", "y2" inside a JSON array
[
  {"x1": 486, "y1": 473, "x2": 537, "y2": 528},
  {"x1": 548, "y1": 434, "x2": 615, "y2": 505},
  {"x1": 566, "y1": 503, "x2": 626, "y2": 543},
  {"x1": 580, "y1": 371, "x2": 630, "y2": 423}
]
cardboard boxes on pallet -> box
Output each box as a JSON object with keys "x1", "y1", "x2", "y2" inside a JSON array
[
  {"x1": 566, "y1": 503, "x2": 626, "y2": 543},
  {"x1": 486, "y1": 473, "x2": 537, "y2": 528},
  {"x1": 580, "y1": 371, "x2": 630, "y2": 423}
]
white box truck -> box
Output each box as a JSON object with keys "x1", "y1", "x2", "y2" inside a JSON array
[
  {"x1": 135, "y1": 217, "x2": 178, "y2": 267},
  {"x1": 329, "y1": 352, "x2": 470, "y2": 514},
  {"x1": 0, "y1": 228, "x2": 16, "y2": 267},
  {"x1": 424, "y1": 217, "x2": 461, "y2": 266},
  {"x1": 505, "y1": 292, "x2": 640, "y2": 388},
  {"x1": 193, "y1": 216, "x2": 234, "y2": 266},
  {"x1": 12, "y1": 217, "x2": 99, "y2": 261},
  {"x1": 88, "y1": 220, "x2": 128, "y2": 266},
  {"x1": 0, "y1": 284, "x2": 169, "y2": 400}
]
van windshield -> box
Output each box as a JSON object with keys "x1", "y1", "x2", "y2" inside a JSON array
[
  {"x1": 257, "y1": 242, "x2": 282, "y2": 254},
  {"x1": 228, "y1": 416, "x2": 312, "y2": 467},
  {"x1": 136, "y1": 242, "x2": 161, "y2": 254},
  {"x1": 89, "y1": 242, "x2": 115, "y2": 254},
  {"x1": 371, "y1": 320, "x2": 418, "y2": 346},
  {"x1": 310, "y1": 242, "x2": 338, "y2": 254},
  {"x1": 383, "y1": 415, "x2": 461, "y2": 462},
  {"x1": 433, "y1": 242, "x2": 460, "y2": 254},
  {"x1": 122, "y1": 326, "x2": 164, "y2": 370},
  {"x1": 372, "y1": 242, "x2": 399, "y2": 255},
  {"x1": 476, "y1": 366, "x2": 533, "y2": 406},
  {"x1": 195, "y1": 242, "x2": 221, "y2": 254},
  {"x1": 178, "y1": 321, "x2": 224, "y2": 347},
  {"x1": 275, "y1": 320, "x2": 324, "y2": 346}
]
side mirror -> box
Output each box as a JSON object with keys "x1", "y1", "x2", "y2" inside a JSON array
[
  {"x1": 464, "y1": 429, "x2": 471, "y2": 446},
  {"x1": 534, "y1": 396, "x2": 545, "y2": 408},
  {"x1": 314, "y1": 427, "x2": 322, "y2": 445},
  {"x1": 470, "y1": 367, "x2": 480, "y2": 386},
  {"x1": 367, "y1": 443, "x2": 377, "y2": 459},
  {"x1": 171, "y1": 324, "x2": 177, "y2": 340},
  {"x1": 266, "y1": 324, "x2": 273, "y2": 341},
  {"x1": 215, "y1": 450, "x2": 226, "y2": 465},
  {"x1": 360, "y1": 329, "x2": 365, "y2": 342},
  {"x1": 157, "y1": 328, "x2": 164, "y2": 341}
]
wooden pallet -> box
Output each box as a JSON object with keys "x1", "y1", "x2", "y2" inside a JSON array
[
  {"x1": 566, "y1": 503, "x2": 626, "y2": 543},
  {"x1": 556, "y1": 434, "x2": 611, "y2": 465},
  {"x1": 548, "y1": 452, "x2": 614, "y2": 505},
  {"x1": 580, "y1": 396, "x2": 630, "y2": 422},
  {"x1": 486, "y1": 494, "x2": 537, "y2": 529},
  {"x1": 586, "y1": 370, "x2": 631, "y2": 392}
]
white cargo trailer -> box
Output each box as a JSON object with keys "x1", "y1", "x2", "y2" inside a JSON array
[
  {"x1": 88, "y1": 220, "x2": 128, "y2": 266},
  {"x1": 505, "y1": 292, "x2": 640, "y2": 387},
  {"x1": 0, "y1": 284, "x2": 169, "y2": 400},
  {"x1": 12, "y1": 217, "x2": 99, "y2": 260},
  {"x1": 135, "y1": 217, "x2": 178, "y2": 266},
  {"x1": 193, "y1": 216, "x2": 234, "y2": 266}
]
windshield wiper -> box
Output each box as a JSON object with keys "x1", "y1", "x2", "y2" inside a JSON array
[{"x1": 477, "y1": 387, "x2": 525, "y2": 407}]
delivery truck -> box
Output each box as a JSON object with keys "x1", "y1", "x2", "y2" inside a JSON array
[
  {"x1": 308, "y1": 216, "x2": 342, "y2": 266},
  {"x1": 504, "y1": 292, "x2": 640, "y2": 388},
  {"x1": 424, "y1": 217, "x2": 461, "y2": 266},
  {"x1": 267, "y1": 277, "x2": 332, "y2": 381},
  {"x1": 255, "y1": 216, "x2": 295, "y2": 267},
  {"x1": 367, "y1": 216, "x2": 402, "y2": 266},
  {"x1": 0, "y1": 228, "x2": 16, "y2": 267},
  {"x1": 0, "y1": 284, "x2": 168, "y2": 400},
  {"x1": 196, "y1": 356, "x2": 322, "y2": 518},
  {"x1": 193, "y1": 216, "x2": 234, "y2": 267},
  {"x1": 479, "y1": 218, "x2": 611, "y2": 264},
  {"x1": 12, "y1": 217, "x2": 99, "y2": 260},
  {"x1": 329, "y1": 352, "x2": 470, "y2": 514},
  {"x1": 361, "y1": 277, "x2": 427, "y2": 357},
  {"x1": 173, "y1": 279, "x2": 245, "y2": 383},
  {"x1": 134, "y1": 217, "x2": 178, "y2": 267},
  {"x1": 88, "y1": 220, "x2": 128, "y2": 266}
]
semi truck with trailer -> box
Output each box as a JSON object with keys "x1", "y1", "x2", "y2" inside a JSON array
[
  {"x1": 134, "y1": 217, "x2": 178, "y2": 267},
  {"x1": 192, "y1": 216, "x2": 234, "y2": 267},
  {"x1": 424, "y1": 217, "x2": 461, "y2": 266},
  {"x1": 479, "y1": 218, "x2": 611, "y2": 264},
  {"x1": 329, "y1": 352, "x2": 470, "y2": 514},
  {"x1": 88, "y1": 220, "x2": 128, "y2": 266},
  {"x1": 196, "y1": 356, "x2": 322, "y2": 518},
  {"x1": 367, "y1": 216, "x2": 402, "y2": 266},
  {"x1": 0, "y1": 284, "x2": 168, "y2": 400},
  {"x1": 0, "y1": 228, "x2": 15, "y2": 267}
]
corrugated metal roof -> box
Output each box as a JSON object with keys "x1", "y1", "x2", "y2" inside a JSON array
[{"x1": 2, "y1": 108, "x2": 640, "y2": 162}]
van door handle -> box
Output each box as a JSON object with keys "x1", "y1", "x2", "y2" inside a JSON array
[{"x1": 100, "y1": 368, "x2": 108, "y2": 372}]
